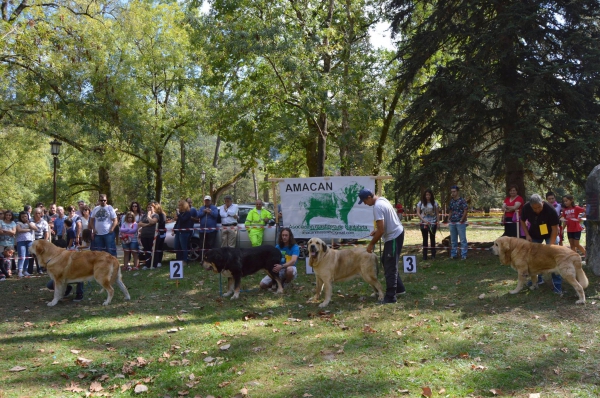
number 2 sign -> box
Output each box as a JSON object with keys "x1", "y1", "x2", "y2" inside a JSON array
[
  {"x1": 403, "y1": 256, "x2": 417, "y2": 273},
  {"x1": 170, "y1": 261, "x2": 183, "y2": 279}
]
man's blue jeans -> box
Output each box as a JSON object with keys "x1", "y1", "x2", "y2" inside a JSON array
[
  {"x1": 531, "y1": 238, "x2": 562, "y2": 291},
  {"x1": 93, "y1": 232, "x2": 117, "y2": 257},
  {"x1": 449, "y1": 223, "x2": 468, "y2": 259}
]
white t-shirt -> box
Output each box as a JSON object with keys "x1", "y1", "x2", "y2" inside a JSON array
[
  {"x1": 219, "y1": 203, "x2": 239, "y2": 225},
  {"x1": 91, "y1": 205, "x2": 117, "y2": 235},
  {"x1": 373, "y1": 197, "x2": 403, "y2": 242},
  {"x1": 417, "y1": 201, "x2": 439, "y2": 223}
]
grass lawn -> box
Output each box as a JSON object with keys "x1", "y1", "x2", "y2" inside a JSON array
[{"x1": 1, "y1": 224, "x2": 597, "y2": 397}]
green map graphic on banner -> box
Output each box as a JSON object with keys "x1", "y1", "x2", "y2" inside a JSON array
[{"x1": 279, "y1": 177, "x2": 376, "y2": 239}]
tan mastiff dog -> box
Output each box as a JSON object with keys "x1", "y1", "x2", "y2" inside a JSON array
[
  {"x1": 30, "y1": 240, "x2": 130, "y2": 306},
  {"x1": 307, "y1": 237, "x2": 384, "y2": 307},
  {"x1": 492, "y1": 236, "x2": 588, "y2": 304}
]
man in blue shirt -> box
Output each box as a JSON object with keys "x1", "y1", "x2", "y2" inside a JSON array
[
  {"x1": 449, "y1": 185, "x2": 469, "y2": 260},
  {"x1": 198, "y1": 196, "x2": 219, "y2": 252}
]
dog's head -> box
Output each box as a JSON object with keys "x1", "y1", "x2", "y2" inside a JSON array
[
  {"x1": 202, "y1": 249, "x2": 224, "y2": 273},
  {"x1": 492, "y1": 237, "x2": 512, "y2": 265},
  {"x1": 307, "y1": 238, "x2": 327, "y2": 264},
  {"x1": 30, "y1": 239, "x2": 46, "y2": 257}
]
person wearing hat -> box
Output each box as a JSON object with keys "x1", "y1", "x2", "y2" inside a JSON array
[
  {"x1": 198, "y1": 195, "x2": 219, "y2": 252},
  {"x1": 219, "y1": 195, "x2": 239, "y2": 248},
  {"x1": 358, "y1": 188, "x2": 406, "y2": 304}
]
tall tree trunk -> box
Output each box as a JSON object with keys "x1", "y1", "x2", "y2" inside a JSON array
[
  {"x1": 155, "y1": 151, "x2": 163, "y2": 203},
  {"x1": 180, "y1": 139, "x2": 186, "y2": 192},
  {"x1": 305, "y1": 130, "x2": 319, "y2": 177},
  {"x1": 213, "y1": 135, "x2": 221, "y2": 168},
  {"x1": 98, "y1": 165, "x2": 111, "y2": 204},
  {"x1": 339, "y1": 0, "x2": 353, "y2": 176},
  {"x1": 146, "y1": 164, "x2": 154, "y2": 203},
  {"x1": 374, "y1": 82, "x2": 403, "y2": 179},
  {"x1": 316, "y1": 112, "x2": 327, "y2": 176},
  {"x1": 252, "y1": 169, "x2": 258, "y2": 200},
  {"x1": 263, "y1": 174, "x2": 269, "y2": 202}
]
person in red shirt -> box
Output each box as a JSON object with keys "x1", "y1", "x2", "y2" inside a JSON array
[
  {"x1": 395, "y1": 203, "x2": 404, "y2": 221},
  {"x1": 501, "y1": 185, "x2": 523, "y2": 237},
  {"x1": 561, "y1": 194, "x2": 586, "y2": 257}
]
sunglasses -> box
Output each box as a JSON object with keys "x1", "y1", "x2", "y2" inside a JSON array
[{"x1": 100, "y1": 199, "x2": 107, "y2": 202}]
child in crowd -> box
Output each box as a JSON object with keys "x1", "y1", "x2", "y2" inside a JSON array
[
  {"x1": 65, "y1": 219, "x2": 76, "y2": 250},
  {"x1": 0, "y1": 246, "x2": 14, "y2": 280},
  {"x1": 561, "y1": 195, "x2": 586, "y2": 257}
]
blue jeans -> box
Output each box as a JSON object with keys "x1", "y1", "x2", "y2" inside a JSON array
[
  {"x1": 449, "y1": 223, "x2": 468, "y2": 259},
  {"x1": 17, "y1": 241, "x2": 32, "y2": 272},
  {"x1": 531, "y1": 238, "x2": 562, "y2": 291},
  {"x1": 174, "y1": 231, "x2": 192, "y2": 262},
  {"x1": 93, "y1": 232, "x2": 117, "y2": 257}
]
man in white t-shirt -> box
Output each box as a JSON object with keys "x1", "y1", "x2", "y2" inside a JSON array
[
  {"x1": 219, "y1": 195, "x2": 239, "y2": 248},
  {"x1": 359, "y1": 189, "x2": 406, "y2": 304},
  {"x1": 89, "y1": 194, "x2": 118, "y2": 257}
]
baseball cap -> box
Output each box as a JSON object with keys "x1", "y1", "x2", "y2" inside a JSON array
[
  {"x1": 358, "y1": 189, "x2": 374, "y2": 204},
  {"x1": 204, "y1": 195, "x2": 212, "y2": 201}
]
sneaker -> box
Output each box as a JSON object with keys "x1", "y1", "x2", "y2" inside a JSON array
[
  {"x1": 0, "y1": 276, "x2": 5, "y2": 281},
  {"x1": 396, "y1": 289, "x2": 406, "y2": 297},
  {"x1": 142, "y1": 266, "x2": 150, "y2": 270},
  {"x1": 18, "y1": 271, "x2": 24, "y2": 278},
  {"x1": 126, "y1": 266, "x2": 132, "y2": 271},
  {"x1": 23, "y1": 271, "x2": 31, "y2": 277},
  {"x1": 38, "y1": 270, "x2": 46, "y2": 275},
  {"x1": 461, "y1": 257, "x2": 467, "y2": 260},
  {"x1": 133, "y1": 267, "x2": 139, "y2": 270},
  {"x1": 156, "y1": 263, "x2": 162, "y2": 268},
  {"x1": 73, "y1": 295, "x2": 84, "y2": 302},
  {"x1": 378, "y1": 299, "x2": 397, "y2": 305},
  {"x1": 64, "y1": 285, "x2": 73, "y2": 297},
  {"x1": 527, "y1": 277, "x2": 544, "y2": 287}
]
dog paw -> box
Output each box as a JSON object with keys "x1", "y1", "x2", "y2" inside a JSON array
[
  {"x1": 231, "y1": 294, "x2": 239, "y2": 300},
  {"x1": 318, "y1": 302, "x2": 329, "y2": 308},
  {"x1": 529, "y1": 285, "x2": 538, "y2": 291},
  {"x1": 223, "y1": 292, "x2": 232, "y2": 297},
  {"x1": 102, "y1": 301, "x2": 110, "y2": 306},
  {"x1": 576, "y1": 299, "x2": 585, "y2": 305},
  {"x1": 47, "y1": 301, "x2": 58, "y2": 307},
  {"x1": 509, "y1": 289, "x2": 520, "y2": 294}
]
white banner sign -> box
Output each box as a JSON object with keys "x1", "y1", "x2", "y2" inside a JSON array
[{"x1": 279, "y1": 177, "x2": 376, "y2": 239}]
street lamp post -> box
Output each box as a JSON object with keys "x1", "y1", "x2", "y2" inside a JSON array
[
  {"x1": 49, "y1": 140, "x2": 62, "y2": 204},
  {"x1": 201, "y1": 170, "x2": 206, "y2": 197}
]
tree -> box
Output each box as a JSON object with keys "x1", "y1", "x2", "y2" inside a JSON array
[{"x1": 388, "y1": 0, "x2": 600, "y2": 198}]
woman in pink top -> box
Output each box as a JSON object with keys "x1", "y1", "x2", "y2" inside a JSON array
[
  {"x1": 501, "y1": 185, "x2": 523, "y2": 237},
  {"x1": 119, "y1": 211, "x2": 140, "y2": 270},
  {"x1": 561, "y1": 195, "x2": 586, "y2": 257}
]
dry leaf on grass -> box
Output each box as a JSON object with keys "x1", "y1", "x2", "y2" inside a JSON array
[
  {"x1": 220, "y1": 344, "x2": 231, "y2": 351},
  {"x1": 529, "y1": 394, "x2": 541, "y2": 398},
  {"x1": 75, "y1": 357, "x2": 93, "y2": 367},
  {"x1": 490, "y1": 388, "x2": 503, "y2": 396},
  {"x1": 134, "y1": 384, "x2": 148, "y2": 393},
  {"x1": 421, "y1": 386, "x2": 432, "y2": 397},
  {"x1": 89, "y1": 381, "x2": 103, "y2": 392},
  {"x1": 362, "y1": 324, "x2": 377, "y2": 333},
  {"x1": 70, "y1": 349, "x2": 81, "y2": 354},
  {"x1": 203, "y1": 356, "x2": 215, "y2": 363},
  {"x1": 178, "y1": 391, "x2": 189, "y2": 396},
  {"x1": 64, "y1": 382, "x2": 84, "y2": 392},
  {"x1": 9, "y1": 366, "x2": 26, "y2": 372},
  {"x1": 218, "y1": 381, "x2": 231, "y2": 388},
  {"x1": 539, "y1": 334, "x2": 549, "y2": 341},
  {"x1": 240, "y1": 387, "x2": 249, "y2": 395}
]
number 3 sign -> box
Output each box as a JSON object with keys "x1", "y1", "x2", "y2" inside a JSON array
[
  {"x1": 170, "y1": 261, "x2": 183, "y2": 279},
  {"x1": 403, "y1": 256, "x2": 417, "y2": 273}
]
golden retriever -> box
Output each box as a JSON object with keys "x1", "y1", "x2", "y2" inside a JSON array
[
  {"x1": 307, "y1": 237, "x2": 383, "y2": 307},
  {"x1": 492, "y1": 236, "x2": 588, "y2": 304},
  {"x1": 30, "y1": 240, "x2": 130, "y2": 306}
]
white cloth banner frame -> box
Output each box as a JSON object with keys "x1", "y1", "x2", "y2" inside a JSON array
[{"x1": 279, "y1": 177, "x2": 376, "y2": 239}]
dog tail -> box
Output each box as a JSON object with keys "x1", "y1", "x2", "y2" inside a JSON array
[{"x1": 574, "y1": 256, "x2": 589, "y2": 289}]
